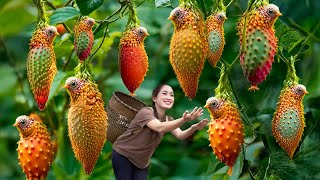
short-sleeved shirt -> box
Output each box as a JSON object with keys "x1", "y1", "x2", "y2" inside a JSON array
[{"x1": 113, "y1": 107, "x2": 173, "y2": 169}]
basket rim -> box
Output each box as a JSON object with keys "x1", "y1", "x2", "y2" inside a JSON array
[{"x1": 112, "y1": 91, "x2": 147, "y2": 112}]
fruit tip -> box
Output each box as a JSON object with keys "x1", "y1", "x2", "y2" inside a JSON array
[{"x1": 248, "y1": 85, "x2": 260, "y2": 91}]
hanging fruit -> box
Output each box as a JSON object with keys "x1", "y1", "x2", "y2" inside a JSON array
[
  {"x1": 27, "y1": 24, "x2": 59, "y2": 110},
  {"x1": 74, "y1": 16, "x2": 95, "y2": 62},
  {"x1": 64, "y1": 59, "x2": 108, "y2": 175},
  {"x1": 14, "y1": 115, "x2": 53, "y2": 180},
  {"x1": 119, "y1": 1, "x2": 149, "y2": 95},
  {"x1": 205, "y1": 0, "x2": 228, "y2": 67},
  {"x1": 272, "y1": 56, "x2": 308, "y2": 159},
  {"x1": 204, "y1": 64, "x2": 244, "y2": 175},
  {"x1": 168, "y1": 0, "x2": 207, "y2": 99},
  {"x1": 237, "y1": 1, "x2": 282, "y2": 90}
]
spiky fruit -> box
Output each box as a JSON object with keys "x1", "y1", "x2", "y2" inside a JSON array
[
  {"x1": 205, "y1": 97, "x2": 244, "y2": 175},
  {"x1": 14, "y1": 115, "x2": 53, "y2": 180},
  {"x1": 74, "y1": 17, "x2": 95, "y2": 62},
  {"x1": 169, "y1": 6, "x2": 207, "y2": 99},
  {"x1": 205, "y1": 12, "x2": 227, "y2": 67},
  {"x1": 237, "y1": 4, "x2": 282, "y2": 90},
  {"x1": 64, "y1": 76, "x2": 107, "y2": 174},
  {"x1": 272, "y1": 84, "x2": 308, "y2": 159},
  {"x1": 27, "y1": 25, "x2": 59, "y2": 110},
  {"x1": 119, "y1": 27, "x2": 149, "y2": 95}
]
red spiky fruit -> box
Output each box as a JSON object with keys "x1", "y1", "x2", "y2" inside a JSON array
[
  {"x1": 74, "y1": 17, "x2": 95, "y2": 62},
  {"x1": 237, "y1": 4, "x2": 282, "y2": 90},
  {"x1": 14, "y1": 115, "x2": 53, "y2": 180},
  {"x1": 64, "y1": 76, "x2": 108, "y2": 174},
  {"x1": 119, "y1": 27, "x2": 149, "y2": 95},
  {"x1": 205, "y1": 97, "x2": 244, "y2": 175},
  {"x1": 169, "y1": 6, "x2": 207, "y2": 99},
  {"x1": 272, "y1": 84, "x2": 308, "y2": 159},
  {"x1": 27, "y1": 25, "x2": 59, "y2": 110}
]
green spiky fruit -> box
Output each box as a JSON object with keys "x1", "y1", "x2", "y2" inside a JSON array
[
  {"x1": 74, "y1": 17, "x2": 95, "y2": 62},
  {"x1": 272, "y1": 84, "x2": 308, "y2": 159},
  {"x1": 27, "y1": 25, "x2": 59, "y2": 110},
  {"x1": 206, "y1": 12, "x2": 227, "y2": 67},
  {"x1": 237, "y1": 4, "x2": 281, "y2": 90}
]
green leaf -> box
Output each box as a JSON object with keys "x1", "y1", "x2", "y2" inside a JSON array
[
  {"x1": 75, "y1": 0, "x2": 104, "y2": 15},
  {"x1": 155, "y1": 0, "x2": 172, "y2": 8},
  {"x1": 0, "y1": 2, "x2": 34, "y2": 36},
  {"x1": 50, "y1": 7, "x2": 80, "y2": 25}
]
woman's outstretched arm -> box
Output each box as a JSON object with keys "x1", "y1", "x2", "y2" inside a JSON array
[
  {"x1": 147, "y1": 107, "x2": 203, "y2": 133},
  {"x1": 171, "y1": 119, "x2": 209, "y2": 140}
]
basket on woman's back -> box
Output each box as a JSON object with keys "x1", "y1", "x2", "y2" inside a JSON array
[{"x1": 106, "y1": 91, "x2": 147, "y2": 143}]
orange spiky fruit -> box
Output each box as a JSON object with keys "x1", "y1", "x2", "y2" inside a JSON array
[
  {"x1": 14, "y1": 115, "x2": 53, "y2": 180},
  {"x1": 169, "y1": 4, "x2": 207, "y2": 99},
  {"x1": 64, "y1": 76, "x2": 107, "y2": 174},
  {"x1": 272, "y1": 84, "x2": 307, "y2": 159},
  {"x1": 205, "y1": 12, "x2": 227, "y2": 67},
  {"x1": 205, "y1": 97, "x2": 244, "y2": 175},
  {"x1": 119, "y1": 27, "x2": 149, "y2": 95},
  {"x1": 74, "y1": 17, "x2": 95, "y2": 62},
  {"x1": 237, "y1": 3, "x2": 282, "y2": 90},
  {"x1": 27, "y1": 25, "x2": 59, "y2": 110}
]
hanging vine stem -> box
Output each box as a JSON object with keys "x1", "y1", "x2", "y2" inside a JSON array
[
  {"x1": 221, "y1": 54, "x2": 257, "y2": 145},
  {"x1": 44, "y1": 0, "x2": 72, "y2": 33},
  {"x1": 89, "y1": 27, "x2": 109, "y2": 61},
  {"x1": 33, "y1": 0, "x2": 47, "y2": 24}
]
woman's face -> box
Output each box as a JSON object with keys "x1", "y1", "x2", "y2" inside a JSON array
[{"x1": 153, "y1": 85, "x2": 174, "y2": 110}]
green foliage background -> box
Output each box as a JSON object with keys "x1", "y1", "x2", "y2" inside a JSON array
[{"x1": 0, "y1": 0, "x2": 319, "y2": 179}]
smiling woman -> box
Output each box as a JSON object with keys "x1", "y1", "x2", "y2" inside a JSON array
[{"x1": 111, "y1": 84, "x2": 209, "y2": 180}]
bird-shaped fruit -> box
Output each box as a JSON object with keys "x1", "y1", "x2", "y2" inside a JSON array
[
  {"x1": 272, "y1": 84, "x2": 308, "y2": 159},
  {"x1": 14, "y1": 115, "x2": 53, "y2": 180},
  {"x1": 237, "y1": 4, "x2": 282, "y2": 90},
  {"x1": 204, "y1": 97, "x2": 244, "y2": 175},
  {"x1": 74, "y1": 17, "x2": 95, "y2": 62},
  {"x1": 205, "y1": 12, "x2": 227, "y2": 67},
  {"x1": 27, "y1": 25, "x2": 59, "y2": 110},
  {"x1": 119, "y1": 27, "x2": 149, "y2": 95},
  {"x1": 169, "y1": 6, "x2": 207, "y2": 99},
  {"x1": 64, "y1": 76, "x2": 107, "y2": 174}
]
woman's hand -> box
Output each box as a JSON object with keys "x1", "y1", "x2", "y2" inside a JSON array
[
  {"x1": 182, "y1": 107, "x2": 203, "y2": 122},
  {"x1": 191, "y1": 118, "x2": 209, "y2": 130}
]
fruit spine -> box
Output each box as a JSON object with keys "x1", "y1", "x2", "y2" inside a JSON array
[
  {"x1": 168, "y1": 0, "x2": 207, "y2": 99},
  {"x1": 14, "y1": 115, "x2": 53, "y2": 180},
  {"x1": 237, "y1": 2, "x2": 281, "y2": 90},
  {"x1": 27, "y1": 25, "x2": 59, "y2": 110}
]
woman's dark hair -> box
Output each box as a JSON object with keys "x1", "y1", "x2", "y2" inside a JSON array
[{"x1": 151, "y1": 83, "x2": 167, "y2": 119}]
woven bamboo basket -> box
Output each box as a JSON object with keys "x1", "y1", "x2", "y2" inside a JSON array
[{"x1": 106, "y1": 91, "x2": 146, "y2": 143}]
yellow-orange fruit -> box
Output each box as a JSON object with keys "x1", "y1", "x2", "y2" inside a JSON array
[
  {"x1": 205, "y1": 97, "x2": 244, "y2": 175},
  {"x1": 64, "y1": 76, "x2": 107, "y2": 174},
  {"x1": 14, "y1": 115, "x2": 53, "y2": 180},
  {"x1": 169, "y1": 6, "x2": 207, "y2": 99}
]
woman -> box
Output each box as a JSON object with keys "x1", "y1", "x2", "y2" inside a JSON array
[{"x1": 112, "y1": 84, "x2": 208, "y2": 180}]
